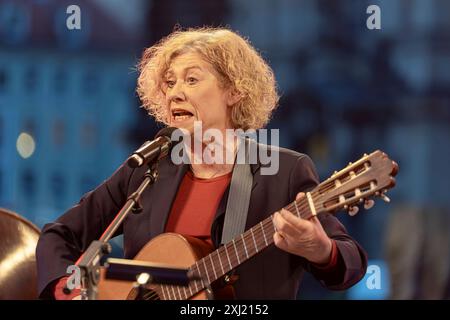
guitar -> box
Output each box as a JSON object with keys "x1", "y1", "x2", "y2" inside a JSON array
[{"x1": 97, "y1": 150, "x2": 398, "y2": 300}]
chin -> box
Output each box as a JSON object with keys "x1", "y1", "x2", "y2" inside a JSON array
[{"x1": 171, "y1": 120, "x2": 195, "y2": 134}]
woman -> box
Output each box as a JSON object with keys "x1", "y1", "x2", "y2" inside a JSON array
[{"x1": 36, "y1": 27, "x2": 367, "y2": 299}]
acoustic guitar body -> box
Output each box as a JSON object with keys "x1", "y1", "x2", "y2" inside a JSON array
[{"x1": 97, "y1": 233, "x2": 216, "y2": 300}]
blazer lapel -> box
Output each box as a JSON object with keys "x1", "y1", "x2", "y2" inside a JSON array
[{"x1": 148, "y1": 158, "x2": 189, "y2": 238}]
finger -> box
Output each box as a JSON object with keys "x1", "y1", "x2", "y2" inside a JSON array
[
  {"x1": 273, "y1": 211, "x2": 288, "y2": 232},
  {"x1": 273, "y1": 231, "x2": 289, "y2": 251},
  {"x1": 274, "y1": 211, "x2": 302, "y2": 239},
  {"x1": 295, "y1": 192, "x2": 306, "y2": 201},
  {"x1": 280, "y1": 209, "x2": 311, "y2": 233}
]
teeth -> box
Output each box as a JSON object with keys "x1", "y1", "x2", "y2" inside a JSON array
[{"x1": 174, "y1": 115, "x2": 192, "y2": 121}]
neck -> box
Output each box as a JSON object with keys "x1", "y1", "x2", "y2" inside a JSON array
[
  {"x1": 188, "y1": 134, "x2": 239, "y2": 179},
  {"x1": 190, "y1": 163, "x2": 234, "y2": 179}
]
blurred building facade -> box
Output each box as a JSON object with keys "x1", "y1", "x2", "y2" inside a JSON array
[{"x1": 0, "y1": 0, "x2": 144, "y2": 226}]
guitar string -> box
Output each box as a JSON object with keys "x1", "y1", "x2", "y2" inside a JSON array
[
  {"x1": 143, "y1": 290, "x2": 159, "y2": 300},
  {"x1": 314, "y1": 162, "x2": 377, "y2": 196}
]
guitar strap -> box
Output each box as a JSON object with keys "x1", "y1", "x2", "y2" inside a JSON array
[{"x1": 221, "y1": 137, "x2": 254, "y2": 245}]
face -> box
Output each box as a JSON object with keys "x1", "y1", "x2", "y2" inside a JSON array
[{"x1": 163, "y1": 52, "x2": 234, "y2": 134}]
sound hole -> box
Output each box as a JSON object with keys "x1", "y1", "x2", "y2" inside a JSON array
[{"x1": 127, "y1": 286, "x2": 161, "y2": 300}]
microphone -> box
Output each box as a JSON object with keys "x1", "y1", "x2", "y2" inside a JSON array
[{"x1": 127, "y1": 127, "x2": 179, "y2": 168}]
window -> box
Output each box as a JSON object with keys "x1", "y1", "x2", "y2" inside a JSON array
[
  {"x1": 24, "y1": 65, "x2": 38, "y2": 93},
  {"x1": 52, "y1": 119, "x2": 65, "y2": 147},
  {"x1": 50, "y1": 172, "x2": 65, "y2": 207},
  {"x1": 80, "y1": 121, "x2": 97, "y2": 148},
  {"x1": 0, "y1": 2, "x2": 31, "y2": 45},
  {"x1": 82, "y1": 69, "x2": 99, "y2": 96},
  {"x1": 54, "y1": 67, "x2": 67, "y2": 94},
  {"x1": 0, "y1": 68, "x2": 7, "y2": 92},
  {"x1": 21, "y1": 169, "x2": 36, "y2": 201}
]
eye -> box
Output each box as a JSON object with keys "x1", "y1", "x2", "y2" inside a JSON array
[
  {"x1": 165, "y1": 80, "x2": 176, "y2": 88},
  {"x1": 186, "y1": 77, "x2": 198, "y2": 85}
]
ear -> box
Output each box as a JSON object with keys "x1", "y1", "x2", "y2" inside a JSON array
[{"x1": 226, "y1": 88, "x2": 242, "y2": 107}]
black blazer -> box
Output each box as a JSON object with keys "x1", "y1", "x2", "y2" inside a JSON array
[{"x1": 36, "y1": 146, "x2": 367, "y2": 299}]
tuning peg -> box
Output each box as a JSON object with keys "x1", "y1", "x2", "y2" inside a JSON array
[
  {"x1": 364, "y1": 199, "x2": 375, "y2": 210},
  {"x1": 348, "y1": 206, "x2": 359, "y2": 216},
  {"x1": 380, "y1": 193, "x2": 390, "y2": 203}
]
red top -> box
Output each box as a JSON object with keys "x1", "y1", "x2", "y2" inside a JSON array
[{"x1": 165, "y1": 170, "x2": 232, "y2": 245}]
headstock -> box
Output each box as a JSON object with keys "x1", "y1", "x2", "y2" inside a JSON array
[{"x1": 314, "y1": 150, "x2": 398, "y2": 216}]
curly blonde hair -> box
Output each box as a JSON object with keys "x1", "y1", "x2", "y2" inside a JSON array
[{"x1": 137, "y1": 27, "x2": 279, "y2": 130}]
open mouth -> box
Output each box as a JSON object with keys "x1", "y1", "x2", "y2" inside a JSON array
[{"x1": 171, "y1": 108, "x2": 194, "y2": 122}]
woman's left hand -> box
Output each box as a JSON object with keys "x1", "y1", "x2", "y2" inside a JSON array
[{"x1": 273, "y1": 192, "x2": 333, "y2": 264}]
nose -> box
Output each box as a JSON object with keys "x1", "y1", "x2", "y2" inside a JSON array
[{"x1": 167, "y1": 81, "x2": 186, "y2": 103}]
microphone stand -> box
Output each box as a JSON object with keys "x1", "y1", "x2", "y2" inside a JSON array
[{"x1": 65, "y1": 161, "x2": 159, "y2": 300}]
